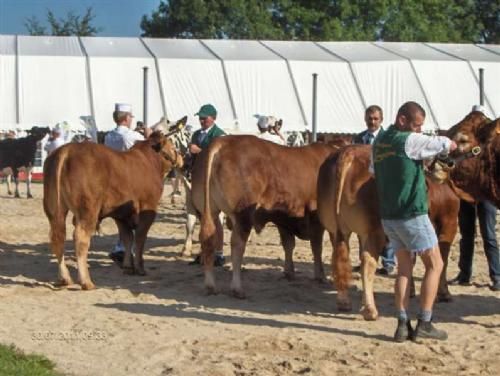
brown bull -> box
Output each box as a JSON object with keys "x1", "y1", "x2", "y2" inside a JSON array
[
  {"x1": 43, "y1": 133, "x2": 182, "y2": 289},
  {"x1": 318, "y1": 145, "x2": 459, "y2": 320},
  {"x1": 192, "y1": 135, "x2": 339, "y2": 297},
  {"x1": 432, "y1": 111, "x2": 500, "y2": 208}
]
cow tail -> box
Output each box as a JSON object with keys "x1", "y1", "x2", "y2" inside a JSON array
[
  {"x1": 199, "y1": 141, "x2": 223, "y2": 256},
  {"x1": 54, "y1": 149, "x2": 68, "y2": 216},
  {"x1": 335, "y1": 151, "x2": 353, "y2": 215}
]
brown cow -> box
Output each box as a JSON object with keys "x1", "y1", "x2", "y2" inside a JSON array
[
  {"x1": 431, "y1": 111, "x2": 500, "y2": 208},
  {"x1": 317, "y1": 145, "x2": 459, "y2": 320},
  {"x1": 43, "y1": 132, "x2": 183, "y2": 290},
  {"x1": 192, "y1": 135, "x2": 339, "y2": 297}
]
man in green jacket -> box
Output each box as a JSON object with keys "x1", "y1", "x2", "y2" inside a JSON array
[
  {"x1": 189, "y1": 104, "x2": 225, "y2": 155},
  {"x1": 189, "y1": 103, "x2": 226, "y2": 267},
  {"x1": 373, "y1": 101, "x2": 456, "y2": 342}
]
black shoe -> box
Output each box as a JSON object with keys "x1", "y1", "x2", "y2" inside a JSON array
[
  {"x1": 376, "y1": 266, "x2": 395, "y2": 276},
  {"x1": 489, "y1": 280, "x2": 500, "y2": 291},
  {"x1": 214, "y1": 255, "x2": 225, "y2": 267},
  {"x1": 189, "y1": 255, "x2": 201, "y2": 265},
  {"x1": 449, "y1": 274, "x2": 471, "y2": 286},
  {"x1": 189, "y1": 254, "x2": 225, "y2": 267},
  {"x1": 394, "y1": 319, "x2": 414, "y2": 342},
  {"x1": 109, "y1": 251, "x2": 124, "y2": 267},
  {"x1": 414, "y1": 319, "x2": 448, "y2": 341}
]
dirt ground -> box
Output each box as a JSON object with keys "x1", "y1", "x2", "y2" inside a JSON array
[{"x1": 0, "y1": 183, "x2": 499, "y2": 376}]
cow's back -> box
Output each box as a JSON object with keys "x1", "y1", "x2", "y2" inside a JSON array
[{"x1": 192, "y1": 136, "x2": 337, "y2": 219}]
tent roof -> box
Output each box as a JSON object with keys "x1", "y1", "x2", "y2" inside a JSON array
[
  {"x1": 0, "y1": 35, "x2": 16, "y2": 55},
  {"x1": 142, "y1": 38, "x2": 216, "y2": 59},
  {"x1": 80, "y1": 37, "x2": 151, "y2": 58},
  {"x1": 429, "y1": 43, "x2": 500, "y2": 62},
  {"x1": 261, "y1": 40, "x2": 343, "y2": 62},
  {"x1": 18, "y1": 35, "x2": 83, "y2": 56},
  {"x1": 375, "y1": 42, "x2": 457, "y2": 60},
  {"x1": 201, "y1": 39, "x2": 280, "y2": 60},
  {"x1": 318, "y1": 41, "x2": 402, "y2": 61}
]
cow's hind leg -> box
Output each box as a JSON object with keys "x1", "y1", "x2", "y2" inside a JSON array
[
  {"x1": 49, "y1": 211, "x2": 73, "y2": 286},
  {"x1": 202, "y1": 213, "x2": 224, "y2": 295},
  {"x1": 13, "y1": 171, "x2": 20, "y2": 198},
  {"x1": 133, "y1": 211, "x2": 156, "y2": 276},
  {"x1": 278, "y1": 226, "x2": 296, "y2": 280},
  {"x1": 116, "y1": 220, "x2": 135, "y2": 275},
  {"x1": 73, "y1": 219, "x2": 96, "y2": 290},
  {"x1": 26, "y1": 168, "x2": 33, "y2": 198},
  {"x1": 182, "y1": 212, "x2": 197, "y2": 257},
  {"x1": 310, "y1": 223, "x2": 326, "y2": 282},
  {"x1": 230, "y1": 220, "x2": 251, "y2": 299},
  {"x1": 359, "y1": 232, "x2": 384, "y2": 321},
  {"x1": 331, "y1": 231, "x2": 352, "y2": 312}
]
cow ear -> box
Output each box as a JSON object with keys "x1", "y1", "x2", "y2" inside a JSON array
[{"x1": 149, "y1": 131, "x2": 163, "y2": 152}]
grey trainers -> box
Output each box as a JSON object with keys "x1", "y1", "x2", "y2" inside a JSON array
[
  {"x1": 394, "y1": 319, "x2": 414, "y2": 342},
  {"x1": 414, "y1": 320, "x2": 448, "y2": 341}
]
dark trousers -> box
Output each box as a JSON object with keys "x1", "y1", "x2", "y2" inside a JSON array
[{"x1": 458, "y1": 200, "x2": 500, "y2": 283}]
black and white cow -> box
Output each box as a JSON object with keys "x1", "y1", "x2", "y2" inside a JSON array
[{"x1": 0, "y1": 126, "x2": 50, "y2": 198}]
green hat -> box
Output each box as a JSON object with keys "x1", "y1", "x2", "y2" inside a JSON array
[{"x1": 195, "y1": 104, "x2": 217, "y2": 117}]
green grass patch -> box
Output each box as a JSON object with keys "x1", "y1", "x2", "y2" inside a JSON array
[{"x1": 0, "y1": 344, "x2": 60, "y2": 376}]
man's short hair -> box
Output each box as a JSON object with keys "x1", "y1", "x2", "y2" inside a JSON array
[
  {"x1": 113, "y1": 111, "x2": 129, "y2": 124},
  {"x1": 365, "y1": 105, "x2": 383, "y2": 117},
  {"x1": 397, "y1": 101, "x2": 425, "y2": 121}
]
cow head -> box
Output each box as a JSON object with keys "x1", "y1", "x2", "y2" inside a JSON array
[
  {"x1": 429, "y1": 111, "x2": 500, "y2": 204},
  {"x1": 149, "y1": 131, "x2": 184, "y2": 172},
  {"x1": 27, "y1": 126, "x2": 50, "y2": 141}
]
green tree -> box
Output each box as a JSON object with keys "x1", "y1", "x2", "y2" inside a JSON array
[
  {"x1": 25, "y1": 7, "x2": 103, "y2": 36},
  {"x1": 475, "y1": 0, "x2": 500, "y2": 43}
]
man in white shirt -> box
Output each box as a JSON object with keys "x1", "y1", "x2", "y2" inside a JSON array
[
  {"x1": 104, "y1": 103, "x2": 150, "y2": 151},
  {"x1": 105, "y1": 103, "x2": 151, "y2": 265},
  {"x1": 256, "y1": 115, "x2": 286, "y2": 145},
  {"x1": 44, "y1": 123, "x2": 66, "y2": 155}
]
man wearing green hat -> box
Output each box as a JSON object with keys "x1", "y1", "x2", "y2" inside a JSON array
[
  {"x1": 189, "y1": 103, "x2": 226, "y2": 267},
  {"x1": 189, "y1": 104, "x2": 225, "y2": 155}
]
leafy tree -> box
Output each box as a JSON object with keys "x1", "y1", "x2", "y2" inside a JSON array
[
  {"x1": 25, "y1": 7, "x2": 102, "y2": 36},
  {"x1": 140, "y1": 0, "x2": 498, "y2": 43}
]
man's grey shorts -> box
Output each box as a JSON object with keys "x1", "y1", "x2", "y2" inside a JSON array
[{"x1": 382, "y1": 214, "x2": 438, "y2": 254}]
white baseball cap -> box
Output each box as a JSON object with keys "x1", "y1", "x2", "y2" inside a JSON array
[{"x1": 115, "y1": 103, "x2": 132, "y2": 113}]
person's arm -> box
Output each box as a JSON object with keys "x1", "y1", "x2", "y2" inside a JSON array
[
  {"x1": 405, "y1": 133, "x2": 456, "y2": 160},
  {"x1": 189, "y1": 131, "x2": 202, "y2": 154}
]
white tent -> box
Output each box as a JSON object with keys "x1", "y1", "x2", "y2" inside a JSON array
[
  {"x1": 142, "y1": 38, "x2": 234, "y2": 130},
  {"x1": 80, "y1": 37, "x2": 163, "y2": 130},
  {"x1": 201, "y1": 39, "x2": 306, "y2": 132},
  {"x1": 0, "y1": 35, "x2": 499, "y2": 133}
]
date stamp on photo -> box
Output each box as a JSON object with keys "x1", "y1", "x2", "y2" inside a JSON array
[{"x1": 31, "y1": 330, "x2": 108, "y2": 342}]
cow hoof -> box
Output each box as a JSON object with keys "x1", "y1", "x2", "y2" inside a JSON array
[
  {"x1": 135, "y1": 268, "x2": 146, "y2": 276},
  {"x1": 336, "y1": 299, "x2": 352, "y2": 312},
  {"x1": 123, "y1": 267, "x2": 135, "y2": 275},
  {"x1": 437, "y1": 292, "x2": 453, "y2": 303},
  {"x1": 27, "y1": 194, "x2": 33, "y2": 199},
  {"x1": 204, "y1": 286, "x2": 218, "y2": 296},
  {"x1": 231, "y1": 289, "x2": 246, "y2": 299},
  {"x1": 81, "y1": 281, "x2": 96, "y2": 290},
  {"x1": 283, "y1": 271, "x2": 295, "y2": 281},
  {"x1": 14, "y1": 194, "x2": 20, "y2": 198},
  {"x1": 54, "y1": 278, "x2": 74, "y2": 287},
  {"x1": 361, "y1": 306, "x2": 378, "y2": 321}
]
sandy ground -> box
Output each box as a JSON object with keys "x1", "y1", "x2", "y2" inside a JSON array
[{"x1": 0, "y1": 183, "x2": 499, "y2": 376}]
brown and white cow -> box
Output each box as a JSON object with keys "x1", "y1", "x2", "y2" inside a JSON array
[
  {"x1": 431, "y1": 111, "x2": 500, "y2": 208},
  {"x1": 43, "y1": 131, "x2": 183, "y2": 289},
  {"x1": 317, "y1": 145, "x2": 459, "y2": 320},
  {"x1": 192, "y1": 135, "x2": 339, "y2": 297}
]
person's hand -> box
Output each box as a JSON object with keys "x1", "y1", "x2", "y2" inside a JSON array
[
  {"x1": 189, "y1": 144, "x2": 202, "y2": 154},
  {"x1": 449, "y1": 140, "x2": 457, "y2": 151}
]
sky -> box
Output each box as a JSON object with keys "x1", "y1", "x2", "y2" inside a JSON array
[{"x1": 0, "y1": 0, "x2": 162, "y2": 37}]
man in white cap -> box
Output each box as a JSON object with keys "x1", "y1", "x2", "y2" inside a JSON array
[
  {"x1": 44, "y1": 123, "x2": 66, "y2": 155},
  {"x1": 257, "y1": 115, "x2": 286, "y2": 145},
  {"x1": 105, "y1": 103, "x2": 152, "y2": 265},
  {"x1": 105, "y1": 103, "x2": 151, "y2": 151}
]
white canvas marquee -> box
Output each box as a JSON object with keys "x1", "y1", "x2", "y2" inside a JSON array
[{"x1": 0, "y1": 35, "x2": 499, "y2": 134}]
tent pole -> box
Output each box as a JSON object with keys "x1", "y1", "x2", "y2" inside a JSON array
[
  {"x1": 312, "y1": 73, "x2": 318, "y2": 143},
  {"x1": 143, "y1": 66, "x2": 149, "y2": 126},
  {"x1": 479, "y1": 68, "x2": 484, "y2": 106}
]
